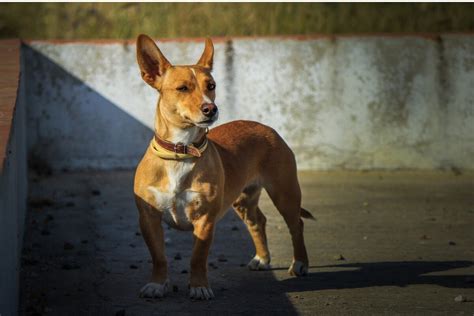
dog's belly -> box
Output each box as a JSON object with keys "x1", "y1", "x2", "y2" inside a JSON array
[{"x1": 148, "y1": 187, "x2": 200, "y2": 231}]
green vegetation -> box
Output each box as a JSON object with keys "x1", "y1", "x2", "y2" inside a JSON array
[{"x1": 0, "y1": 3, "x2": 473, "y2": 39}]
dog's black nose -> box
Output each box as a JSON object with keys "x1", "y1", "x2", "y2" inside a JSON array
[{"x1": 201, "y1": 103, "x2": 218, "y2": 118}]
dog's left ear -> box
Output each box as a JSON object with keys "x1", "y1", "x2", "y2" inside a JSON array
[{"x1": 197, "y1": 38, "x2": 214, "y2": 70}]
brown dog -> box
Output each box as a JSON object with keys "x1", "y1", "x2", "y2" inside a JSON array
[{"x1": 134, "y1": 34, "x2": 314, "y2": 300}]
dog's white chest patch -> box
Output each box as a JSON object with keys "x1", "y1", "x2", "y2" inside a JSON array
[{"x1": 147, "y1": 161, "x2": 200, "y2": 231}]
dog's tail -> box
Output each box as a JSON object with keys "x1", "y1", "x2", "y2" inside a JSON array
[{"x1": 300, "y1": 208, "x2": 316, "y2": 221}]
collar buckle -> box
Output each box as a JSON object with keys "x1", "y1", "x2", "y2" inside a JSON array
[{"x1": 174, "y1": 142, "x2": 186, "y2": 154}]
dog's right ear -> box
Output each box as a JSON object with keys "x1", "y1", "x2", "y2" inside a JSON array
[{"x1": 136, "y1": 34, "x2": 171, "y2": 88}]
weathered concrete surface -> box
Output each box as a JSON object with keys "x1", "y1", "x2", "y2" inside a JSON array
[
  {"x1": 25, "y1": 35, "x2": 474, "y2": 171},
  {"x1": 20, "y1": 170, "x2": 474, "y2": 315},
  {"x1": 0, "y1": 40, "x2": 27, "y2": 316}
]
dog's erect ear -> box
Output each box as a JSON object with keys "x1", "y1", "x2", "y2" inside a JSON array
[
  {"x1": 197, "y1": 38, "x2": 214, "y2": 70},
  {"x1": 136, "y1": 34, "x2": 171, "y2": 87}
]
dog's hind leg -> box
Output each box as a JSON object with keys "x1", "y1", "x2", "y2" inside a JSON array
[
  {"x1": 232, "y1": 184, "x2": 271, "y2": 270},
  {"x1": 263, "y1": 169, "x2": 309, "y2": 276}
]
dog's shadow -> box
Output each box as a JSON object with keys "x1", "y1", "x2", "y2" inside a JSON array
[{"x1": 271, "y1": 260, "x2": 474, "y2": 291}]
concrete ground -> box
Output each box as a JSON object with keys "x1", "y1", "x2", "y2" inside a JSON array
[{"x1": 20, "y1": 170, "x2": 474, "y2": 315}]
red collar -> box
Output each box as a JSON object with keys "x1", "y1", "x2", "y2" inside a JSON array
[{"x1": 153, "y1": 134, "x2": 208, "y2": 158}]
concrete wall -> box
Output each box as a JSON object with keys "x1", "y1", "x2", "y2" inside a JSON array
[
  {"x1": 25, "y1": 35, "x2": 474, "y2": 170},
  {"x1": 0, "y1": 42, "x2": 27, "y2": 316}
]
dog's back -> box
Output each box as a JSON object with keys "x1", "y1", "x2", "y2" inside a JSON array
[
  {"x1": 209, "y1": 119, "x2": 295, "y2": 174},
  {"x1": 208, "y1": 119, "x2": 296, "y2": 191}
]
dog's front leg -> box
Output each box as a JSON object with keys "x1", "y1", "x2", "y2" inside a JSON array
[
  {"x1": 189, "y1": 215, "x2": 215, "y2": 300},
  {"x1": 138, "y1": 207, "x2": 169, "y2": 298}
]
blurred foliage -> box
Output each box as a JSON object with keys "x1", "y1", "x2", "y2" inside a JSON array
[{"x1": 0, "y1": 3, "x2": 473, "y2": 39}]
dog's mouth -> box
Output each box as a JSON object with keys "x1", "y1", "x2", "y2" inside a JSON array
[{"x1": 195, "y1": 114, "x2": 218, "y2": 128}]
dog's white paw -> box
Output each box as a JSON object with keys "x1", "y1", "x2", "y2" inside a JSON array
[
  {"x1": 139, "y1": 280, "x2": 169, "y2": 298},
  {"x1": 288, "y1": 260, "x2": 308, "y2": 276},
  {"x1": 189, "y1": 286, "x2": 215, "y2": 300},
  {"x1": 247, "y1": 255, "x2": 271, "y2": 271}
]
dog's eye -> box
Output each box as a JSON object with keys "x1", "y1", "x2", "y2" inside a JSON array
[
  {"x1": 207, "y1": 83, "x2": 216, "y2": 91},
  {"x1": 177, "y1": 85, "x2": 189, "y2": 92}
]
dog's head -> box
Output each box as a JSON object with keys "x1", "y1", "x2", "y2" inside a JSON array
[{"x1": 136, "y1": 34, "x2": 218, "y2": 128}]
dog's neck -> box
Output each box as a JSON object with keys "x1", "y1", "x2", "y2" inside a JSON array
[{"x1": 155, "y1": 102, "x2": 206, "y2": 146}]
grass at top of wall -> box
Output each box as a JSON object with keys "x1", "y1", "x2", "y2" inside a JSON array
[{"x1": 0, "y1": 3, "x2": 473, "y2": 39}]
